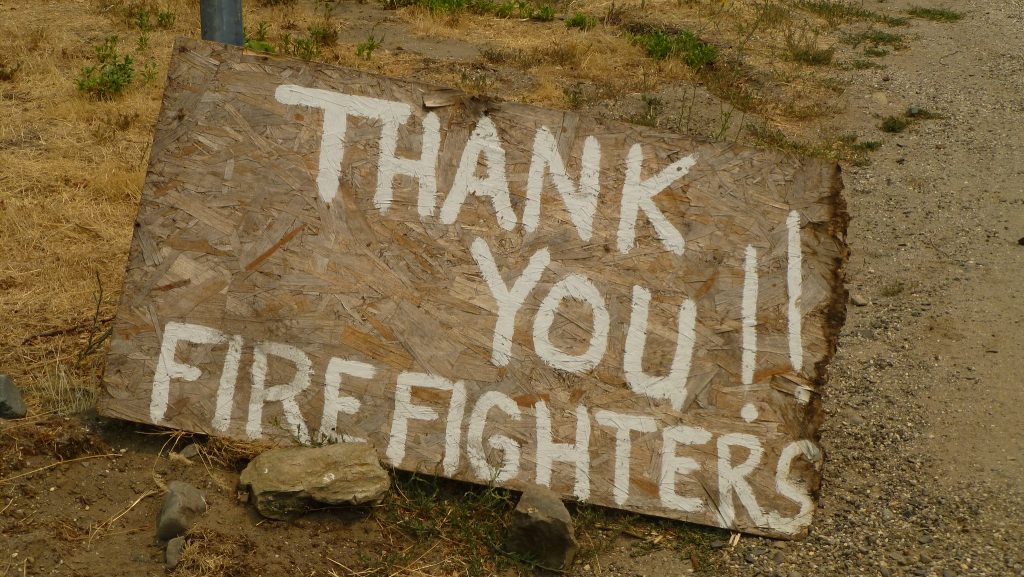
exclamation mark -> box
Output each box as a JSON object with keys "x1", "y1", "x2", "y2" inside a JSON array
[{"x1": 787, "y1": 210, "x2": 803, "y2": 373}]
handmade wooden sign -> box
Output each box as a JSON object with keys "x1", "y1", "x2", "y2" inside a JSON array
[{"x1": 100, "y1": 37, "x2": 847, "y2": 538}]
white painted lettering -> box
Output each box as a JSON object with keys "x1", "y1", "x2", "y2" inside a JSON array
[
  {"x1": 624, "y1": 286, "x2": 697, "y2": 410},
  {"x1": 440, "y1": 115, "x2": 517, "y2": 230},
  {"x1": 385, "y1": 372, "x2": 466, "y2": 475},
  {"x1": 659, "y1": 425, "x2": 711, "y2": 512},
  {"x1": 594, "y1": 410, "x2": 657, "y2": 506},
  {"x1": 152, "y1": 322, "x2": 240, "y2": 427},
  {"x1": 742, "y1": 245, "x2": 758, "y2": 385},
  {"x1": 787, "y1": 211, "x2": 803, "y2": 372},
  {"x1": 616, "y1": 146, "x2": 697, "y2": 255},
  {"x1": 275, "y1": 85, "x2": 412, "y2": 205},
  {"x1": 470, "y1": 237, "x2": 551, "y2": 367},
  {"x1": 535, "y1": 401, "x2": 591, "y2": 500},
  {"x1": 319, "y1": 358, "x2": 374, "y2": 443},
  {"x1": 247, "y1": 341, "x2": 313, "y2": 443},
  {"x1": 533, "y1": 273, "x2": 610, "y2": 373},
  {"x1": 767, "y1": 440, "x2": 820, "y2": 533},
  {"x1": 376, "y1": 112, "x2": 441, "y2": 216},
  {"x1": 466, "y1": 391, "x2": 522, "y2": 483},
  {"x1": 716, "y1": 433, "x2": 767, "y2": 528},
  {"x1": 523, "y1": 128, "x2": 601, "y2": 241}
]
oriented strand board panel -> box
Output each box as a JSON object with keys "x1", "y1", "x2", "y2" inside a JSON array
[{"x1": 100, "y1": 38, "x2": 848, "y2": 538}]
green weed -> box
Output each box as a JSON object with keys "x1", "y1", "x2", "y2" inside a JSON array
[
  {"x1": 880, "y1": 115, "x2": 909, "y2": 133},
  {"x1": 907, "y1": 6, "x2": 962, "y2": 22},
  {"x1": 631, "y1": 94, "x2": 663, "y2": 127},
  {"x1": 373, "y1": 473, "x2": 529, "y2": 577},
  {"x1": 308, "y1": 20, "x2": 338, "y2": 46},
  {"x1": 531, "y1": 4, "x2": 555, "y2": 21},
  {"x1": 76, "y1": 36, "x2": 135, "y2": 99},
  {"x1": 905, "y1": 106, "x2": 939, "y2": 119},
  {"x1": 356, "y1": 33, "x2": 383, "y2": 59},
  {"x1": 632, "y1": 29, "x2": 717, "y2": 70},
  {"x1": 245, "y1": 21, "x2": 275, "y2": 53},
  {"x1": 844, "y1": 29, "x2": 904, "y2": 48},
  {"x1": 156, "y1": 10, "x2": 176, "y2": 29},
  {"x1": 566, "y1": 12, "x2": 598, "y2": 30},
  {"x1": 563, "y1": 83, "x2": 585, "y2": 108},
  {"x1": 880, "y1": 280, "x2": 905, "y2": 297},
  {"x1": 281, "y1": 33, "x2": 322, "y2": 60},
  {"x1": 784, "y1": 28, "x2": 834, "y2": 65}
]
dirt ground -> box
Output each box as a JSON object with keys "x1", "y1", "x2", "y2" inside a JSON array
[{"x1": 1, "y1": 0, "x2": 1022, "y2": 576}]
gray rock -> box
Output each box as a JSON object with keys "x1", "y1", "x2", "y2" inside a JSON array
[
  {"x1": 504, "y1": 486, "x2": 578, "y2": 570},
  {"x1": 851, "y1": 293, "x2": 870, "y2": 307},
  {"x1": 880, "y1": 568, "x2": 892, "y2": 577},
  {"x1": 0, "y1": 375, "x2": 27, "y2": 419},
  {"x1": 165, "y1": 536, "x2": 186, "y2": 569},
  {"x1": 179, "y1": 443, "x2": 200, "y2": 459},
  {"x1": 238, "y1": 443, "x2": 389, "y2": 520},
  {"x1": 156, "y1": 481, "x2": 207, "y2": 540}
]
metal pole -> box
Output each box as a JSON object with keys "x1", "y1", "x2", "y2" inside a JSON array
[{"x1": 200, "y1": 0, "x2": 244, "y2": 46}]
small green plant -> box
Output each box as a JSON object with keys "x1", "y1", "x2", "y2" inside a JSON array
[
  {"x1": 156, "y1": 10, "x2": 176, "y2": 29},
  {"x1": 494, "y1": 2, "x2": 514, "y2": 17},
  {"x1": 131, "y1": 6, "x2": 152, "y2": 30},
  {"x1": 563, "y1": 83, "x2": 584, "y2": 108},
  {"x1": 356, "y1": 33, "x2": 383, "y2": 59},
  {"x1": 308, "y1": 20, "x2": 338, "y2": 46},
  {"x1": 531, "y1": 4, "x2": 555, "y2": 21},
  {"x1": 844, "y1": 29, "x2": 904, "y2": 48},
  {"x1": 907, "y1": 6, "x2": 962, "y2": 22},
  {"x1": 632, "y1": 29, "x2": 717, "y2": 70},
  {"x1": 566, "y1": 12, "x2": 598, "y2": 30},
  {"x1": 880, "y1": 115, "x2": 909, "y2": 133},
  {"x1": 76, "y1": 36, "x2": 135, "y2": 99},
  {"x1": 880, "y1": 280, "x2": 905, "y2": 297},
  {"x1": 281, "y1": 33, "x2": 322, "y2": 60},
  {"x1": 905, "y1": 106, "x2": 938, "y2": 119},
  {"x1": 784, "y1": 28, "x2": 834, "y2": 65},
  {"x1": 245, "y1": 21, "x2": 275, "y2": 53},
  {"x1": 864, "y1": 45, "x2": 888, "y2": 57},
  {"x1": 136, "y1": 33, "x2": 149, "y2": 52},
  {"x1": 141, "y1": 60, "x2": 159, "y2": 83},
  {"x1": 631, "y1": 94, "x2": 663, "y2": 127}
]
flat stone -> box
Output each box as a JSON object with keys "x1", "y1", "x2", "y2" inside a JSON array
[
  {"x1": 179, "y1": 444, "x2": 200, "y2": 459},
  {"x1": 0, "y1": 375, "x2": 26, "y2": 419},
  {"x1": 165, "y1": 536, "x2": 186, "y2": 569},
  {"x1": 156, "y1": 481, "x2": 207, "y2": 540},
  {"x1": 851, "y1": 293, "x2": 870, "y2": 307},
  {"x1": 238, "y1": 443, "x2": 389, "y2": 520},
  {"x1": 504, "y1": 486, "x2": 578, "y2": 570}
]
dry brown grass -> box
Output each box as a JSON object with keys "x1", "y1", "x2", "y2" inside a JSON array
[{"x1": 171, "y1": 529, "x2": 259, "y2": 577}]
